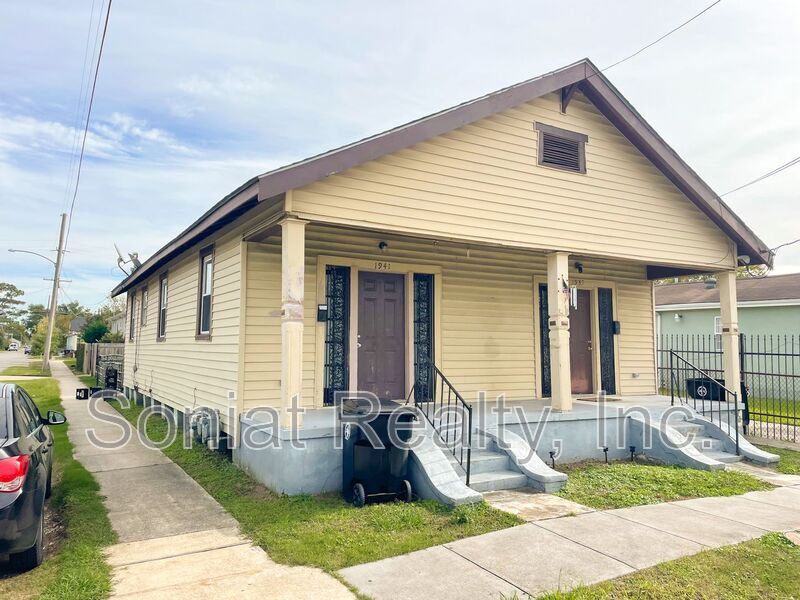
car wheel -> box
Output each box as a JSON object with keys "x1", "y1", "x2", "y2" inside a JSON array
[
  {"x1": 352, "y1": 483, "x2": 366, "y2": 508},
  {"x1": 45, "y1": 462, "x2": 53, "y2": 499},
  {"x1": 11, "y1": 511, "x2": 44, "y2": 572}
]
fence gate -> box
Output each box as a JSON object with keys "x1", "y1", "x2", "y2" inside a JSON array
[
  {"x1": 658, "y1": 334, "x2": 799, "y2": 443},
  {"x1": 95, "y1": 353, "x2": 124, "y2": 392}
]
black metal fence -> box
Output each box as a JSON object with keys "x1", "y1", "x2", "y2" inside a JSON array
[{"x1": 658, "y1": 334, "x2": 799, "y2": 442}]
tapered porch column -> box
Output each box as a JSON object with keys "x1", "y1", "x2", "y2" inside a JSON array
[
  {"x1": 547, "y1": 252, "x2": 572, "y2": 411},
  {"x1": 717, "y1": 270, "x2": 741, "y2": 399},
  {"x1": 280, "y1": 217, "x2": 307, "y2": 427}
]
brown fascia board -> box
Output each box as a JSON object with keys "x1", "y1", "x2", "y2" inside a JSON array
[
  {"x1": 577, "y1": 67, "x2": 772, "y2": 268},
  {"x1": 112, "y1": 58, "x2": 772, "y2": 296},
  {"x1": 110, "y1": 179, "x2": 260, "y2": 296}
]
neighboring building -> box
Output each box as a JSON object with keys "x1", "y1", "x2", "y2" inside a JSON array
[
  {"x1": 109, "y1": 311, "x2": 126, "y2": 336},
  {"x1": 656, "y1": 273, "x2": 800, "y2": 341},
  {"x1": 65, "y1": 316, "x2": 88, "y2": 353},
  {"x1": 112, "y1": 59, "x2": 772, "y2": 499}
]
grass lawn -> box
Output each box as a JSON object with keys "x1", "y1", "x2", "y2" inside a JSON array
[
  {"x1": 748, "y1": 397, "x2": 799, "y2": 423},
  {"x1": 110, "y1": 399, "x2": 521, "y2": 572},
  {"x1": 1, "y1": 361, "x2": 50, "y2": 377},
  {"x1": 0, "y1": 379, "x2": 115, "y2": 600},
  {"x1": 541, "y1": 532, "x2": 800, "y2": 599},
  {"x1": 757, "y1": 444, "x2": 800, "y2": 475},
  {"x1": 555, "y1": 460, "x2": 771, "y2": 509}
]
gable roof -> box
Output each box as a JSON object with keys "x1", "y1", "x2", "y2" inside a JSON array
[
  {"x1": 655, "y1": 273, "x2": 800, "y2": 307},
  {"x1": 112, "y1": 58, "x2": 772, "y2": 296}
]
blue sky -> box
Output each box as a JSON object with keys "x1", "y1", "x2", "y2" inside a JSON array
[{"x1": 1, "y1": 0, "x2": 798, "y2": 310}]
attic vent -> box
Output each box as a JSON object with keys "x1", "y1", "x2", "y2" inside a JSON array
[{"x1": 535, "y1": 122, "x2": 588, "y2": 174}]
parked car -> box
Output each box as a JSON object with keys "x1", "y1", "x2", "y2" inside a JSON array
[
  {"x1": 0, "y1": 384, "x2": 66, "y2": 571},
  {"x1": 7, "y1": 342, "x2": 19, "y2": 351}
]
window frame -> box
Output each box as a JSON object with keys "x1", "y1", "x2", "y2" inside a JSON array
[
  {"x1": 157, "y1": 272, "x2": 168, "y2": 341},
  {"x1": 129, "y1": 292, "x2": 137, "y2": 341},
  {"x1": 196, "y1": 245, "x2": 214, "y2": 340},
  {"x1": 140, "y1": 287, "x2": 149, "y2": 327},
  {"x1": 535, "y1": 122, "x2": 588, "y2": 174}
]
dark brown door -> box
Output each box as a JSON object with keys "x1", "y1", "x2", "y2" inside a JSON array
[
  {"x1": 569, "y1": 289, "x2": 594, "y2": 394},
  {"x1": 358, "y1": 272, "x2": 405, "y2": 400}
]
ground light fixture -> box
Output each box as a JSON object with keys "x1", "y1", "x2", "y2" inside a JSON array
[
  {"x1": 629, "y1": 446, "x2": 637, "y2": 461},
  {"x1": 549, "y1": 450, "x2": 556, "y2": 468},
  {"x1": 603, "y1": 447, "x2": 609, "y2": 463}
]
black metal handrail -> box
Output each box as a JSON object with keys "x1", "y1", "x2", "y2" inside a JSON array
[
  {"x1": 413, "y1": 362, "x2": 472, "y2": 486},
  {"x1": 669, "y1": 350, "x2": 739, "y2": 455}
]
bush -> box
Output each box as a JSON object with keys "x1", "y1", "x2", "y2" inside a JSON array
[{"x1": 75, "y1": 341, "x2": 85, "y2": 371}]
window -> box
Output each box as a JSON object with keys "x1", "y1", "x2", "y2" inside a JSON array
[
  {"x1": 158, "y1": 273, "x2": 168, "y2": 340},
  {"x1": 140, "y1": 288, "x2": 149, "y2": 327},
  {"x1": 535, "y1": 122, "x2": 587, "y2": 173},
  {"x1": 129, "y1": 293, "x2": 137, "y2": 341},
  {"x1": 714, "y1": 316, "x2": 722, "y2": 351},
  {"x1": 197, "y1": 247, "x2": 214, "y2": 337}
]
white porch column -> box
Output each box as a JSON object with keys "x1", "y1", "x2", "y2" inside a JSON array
[
  {"x1": 280, "y1": 217, "x2": 307, "y2": 427},
  {"x1": 547, "y1": 252, "x2": 572, "y2": 411},
  {"x1": 717, "y1": 270, "x2": 741, "y2": 399}
]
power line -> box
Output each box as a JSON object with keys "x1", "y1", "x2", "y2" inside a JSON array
[
  {"x1": 600, "y1": 0, "x2": 723, "y2": 73},
  {"x1": 63, "y1": 0, "x2": 113, "y2": 250},
  {"x1": 720, "y1": 154, "x2": 800, "y2": 196},
  {"x1": 772, "y1": 238, "x2": 800, "y2": 253}
]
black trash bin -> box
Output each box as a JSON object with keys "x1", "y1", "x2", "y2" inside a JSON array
[
  {"x1": 686, "y1": 377, "x2": 725, "y2": 401},
  {"x1": 341, "y1": 398, "x2": 415, "y2": 508}
]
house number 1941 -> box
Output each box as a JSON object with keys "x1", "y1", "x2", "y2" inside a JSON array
[{"x1": 374, "y1": 261, "x2": 392, "y2": 271}]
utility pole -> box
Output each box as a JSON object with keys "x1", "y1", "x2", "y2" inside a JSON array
[{"x1": 42, "y1": 213, "x2": 67, "y2": 370}]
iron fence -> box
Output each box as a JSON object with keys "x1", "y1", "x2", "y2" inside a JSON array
[{"x1": 657, "y1": 334, "x2": 799, "y2": 442}]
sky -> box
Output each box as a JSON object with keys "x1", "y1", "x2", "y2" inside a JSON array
[{"x1": 1, "y1": 0, "x2": 798, "y2": 311}]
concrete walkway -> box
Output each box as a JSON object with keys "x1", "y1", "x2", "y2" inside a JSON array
[
  {"x1": 51, "y1": 362, "x2": 353, "y2": 599},
  {"x1": 341, "y1": 482, "x2": 800, "y2": 599}
]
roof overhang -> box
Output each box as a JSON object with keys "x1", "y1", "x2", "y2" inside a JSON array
[{"x1": 112, "y1": 59, "x2": 772, "y2": 296}]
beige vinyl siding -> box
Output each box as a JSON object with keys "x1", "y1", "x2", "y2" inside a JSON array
[
  {"x1": 290, "y1": 91, "x2": 734, "y2": 270},
  {"x1": 241, "y1": 225, "x2": 656, "y2": 410},
  {"x1": 123, "y1": 231, "x2": 244, "y2": 431}
]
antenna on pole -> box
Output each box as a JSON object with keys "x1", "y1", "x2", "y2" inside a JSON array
[{"x1": 114, "y1": 243, "x2": 141, "y2": 275}]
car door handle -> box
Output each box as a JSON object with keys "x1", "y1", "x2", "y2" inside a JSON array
[{"x1": 41, "y1": 447, "x2": 49, "y2": 454}]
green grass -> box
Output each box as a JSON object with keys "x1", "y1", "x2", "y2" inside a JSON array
[
  {"x1": 541, "y1": 532, "x2": 800, "y2": 599},
  {"x1": 109, "y1": 399, "x2": 520, "y2": 571},
  {"x1": 0, "y1": 379, "x2": 116, "y2": 600},
  {"x1": 555, "y1": 460, "x2": 771, "y2": 509},
  {"x1": 748, "y1": 398, "x2": 799, "y2": 422},
  {"x1": 1, "y1": 361, "x2": 50, "y2": 377},
  {"x1": 756, "y1": 444, "x2": 800, "y2": 475}
]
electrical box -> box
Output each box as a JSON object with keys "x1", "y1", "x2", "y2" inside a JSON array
[{"x1": 612, "y1": 321, "x2": 621, "y2": 335}]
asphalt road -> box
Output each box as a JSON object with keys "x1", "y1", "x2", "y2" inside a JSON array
[{"x1": 0, "y1": 350, "x2": 27, "y2": 372}]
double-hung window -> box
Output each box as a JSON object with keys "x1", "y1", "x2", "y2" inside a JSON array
[
  {"x1": 140, "y1": 288, "x2": 149, "y2": 327},
  {"x1": 129, "y1": 294, "x2": 137, "y2": 341},
  {"x1": 157, "y1": 273, "x2": 168, "y2": 340},
  {"x1": 197, "y1": 246, "x2": 214, "y2": 338},
  {"x1": 714, "y1": 316, "x2": 722, "y2": 351}
]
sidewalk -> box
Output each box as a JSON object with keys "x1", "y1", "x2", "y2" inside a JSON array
[
  {"x1": 341, "y1": 480, "x2": 800, "y2": 599},
  {"x1": 51, "y1": 362, "x2": 353, "y2": 599}
]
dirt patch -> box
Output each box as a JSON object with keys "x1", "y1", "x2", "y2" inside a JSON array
[{"x1": 42, "y1": 501, "x2": 65, "y2": 559}]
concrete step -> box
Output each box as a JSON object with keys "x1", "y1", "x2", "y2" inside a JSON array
[
  {"x1": 467, "y1": 450, "x2": 510, "y2": 474},
  {"x1": 467, "y1": 470, "x2": 529, "y2": 493},
  {"x1": 670, "y1": 421, "x2": 706, "y2": 436},
  {"x1": 691, "y1": 436, "x2": 724, "y2": 452},
  {"x1": 702, "y1": 450, "x2": 743, "y2": 464}
]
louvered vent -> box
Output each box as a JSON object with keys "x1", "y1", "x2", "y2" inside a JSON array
[
  {"x1": 535, "y1": 122, "x2": 587, "y2": 173},
  {"x1": 541, "y1": 133, "x2": 581, "y2": 171}
]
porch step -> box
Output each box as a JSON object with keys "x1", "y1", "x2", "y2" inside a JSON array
[
  {"x1": 466, "y1": 450, "x2": 511, "y2": 474},
  {"x1": 670, "y1": 421, "x2": 705, "y2": 436},
  {"x1": 691, "y1": 435, "x2": 724, "y2": 452},
  {"x1": 467, "y1": 470, "x2": 529, "y2": 493},
  {"x1": 702, "y1": 450, "x2": 743, "y2": 464}
]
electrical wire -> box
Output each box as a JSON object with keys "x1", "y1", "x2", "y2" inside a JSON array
[
  {"x1": 771, "y1": 238, "x2": 800, "y2": 253},
  {"x1": 720, "y1": 155, "x2": 800, "y2": 196},
  {"x1": 599, "y1": 0, "x2": 723, "y2": 74},
  {"x1": 63, "y1": 0, "x2": 113, "y2": 251}
]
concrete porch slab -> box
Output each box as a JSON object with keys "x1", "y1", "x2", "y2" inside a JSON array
[
  {"x1": 675, "y1": 495, "x2": 800, "y2": 532},
  {"x1": 444, "y1": 523, "x2": 633, "y2": 597},
  {"x1": 535, "y1": 511, "x2": 704, "y2": 569},
  {"x1": 340, "y1": 545, "x2": 525, "y2": 600},
  {"x1": 607, "y1": 502, "x2": 767, "y2": 547},
  {"x1": 483, "y1": 488, "x2": 593, "y2": 521}
]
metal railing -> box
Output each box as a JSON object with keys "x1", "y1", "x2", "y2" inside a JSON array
[
  {"x1": 669, "y1": 350, "x2": 739, "y2": 455},
  {"x1": 413, "y1": 362, "x2": 472, "y2": 486}
]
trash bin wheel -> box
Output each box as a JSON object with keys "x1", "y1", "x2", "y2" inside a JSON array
[
  {"x1": 399, "y1": 479, "x2": 412, "y2": 503},
  {"x1": 352, "y1": 483, "x2": 366, "y2": 508}
]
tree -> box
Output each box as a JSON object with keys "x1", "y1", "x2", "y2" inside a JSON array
[
  {"x1": 100, "y1": 331, "x2": 124, "y2": 343},
  {"x1": 82, "y1": 320, "x2": 109, "y2": 343},
  {"x1": 30, "y1": 317, "x2": 66, "y2": 356},
  {"x1": 24, "y1": 303, "x2": 47, "y2": 336},
  {"x1": 0, "y1": 282, "x2": 25, "y2": 348}
]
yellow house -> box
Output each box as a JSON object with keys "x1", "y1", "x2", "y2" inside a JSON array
[{"x1": 112, "y1": 59, "x2": 776, "y2": 502}]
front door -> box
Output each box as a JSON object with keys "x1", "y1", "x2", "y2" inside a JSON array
[
  {"x1": 358, "y1": 272, "x2": 406, "y2": 400},
  {"x1": 569, "y1": 289, "x2": 594, "y2": 394}
]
